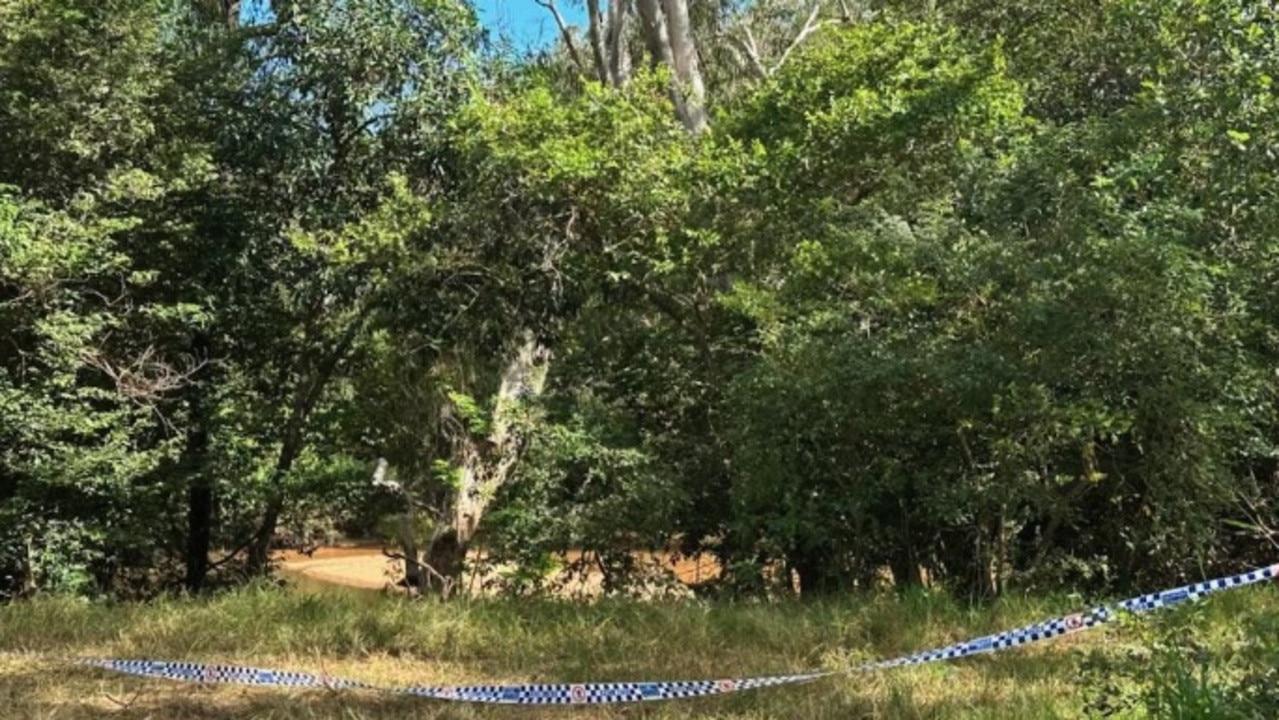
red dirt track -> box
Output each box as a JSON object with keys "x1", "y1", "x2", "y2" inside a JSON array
[{"x1": 276, "y1": 546, "x2": 721, "y2": 594}]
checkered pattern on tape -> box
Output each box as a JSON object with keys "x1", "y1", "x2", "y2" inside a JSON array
[
  {"x1": 80, "y1": 659, "x2": 373, "y2": 690},
  {"x1": 1115, "y1": 564, "x2": 1278, "y2": 616},
  {"x1": 393, "y1": 673, "x2": 830, "y2": 704},
  {"x1": 852, "y1": 612, "x2": 1092, "y2": 673},
  {"x1": 76, "y1": 563, "x2": 1279, "y2": 705},
  {"x1": 849, "y1": 563, "x2": 1279, "y2": 674}
]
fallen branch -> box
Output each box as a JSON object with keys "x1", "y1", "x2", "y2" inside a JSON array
[{"x1": 381, "y1": 549, "x2": 456, "y2": 597}]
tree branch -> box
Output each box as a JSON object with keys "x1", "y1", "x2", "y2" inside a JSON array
[
  {"x1": 382, "y1": 549, "x2": 454, "y2": 594},
  {"x1": 535, "y1": 0, "x2": 588, "y2": 75},
  {"x1": 82, "y1": 345, "x2": 207, "y2": 405},
  {"x1": 727, "y1": 3, "x2": 828, "y2": 81},
  {"x1": 206, "y1": 532, "x2": 259, "y2": 569},
  {"x1": 773, "y1": 4, "x2": 824, "y2": 75},
  {"x1": 734, "y1": 27, "x2": 767, "y2": 80}
]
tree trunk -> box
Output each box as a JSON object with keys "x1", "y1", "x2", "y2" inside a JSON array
[
  {"x1": 586, "y1": 0, "x2": 612, "y2": 85},
  {"x1": 993, "y1": 505, "x2": 1008, "y2": 596},
  {"x1": 246, "y1": 437, "x2": 302, "y2": 574},
  {"x1": 889, "y1": 548, "x2": 923, "y2": 588},
  {"x1": 246, "y1": 320, "x2": 363, "y2": 575},
  {"x1": 636, "y1": 0, "x2": 674, "y2": 70},
  {"x1": 422, "y1": 528, "x2": 464, "y2": 595},
  {"x1": 580, "y1": 0, "x2": 632, "y2": 88},
  {"x1": 659, "y1": 0, "x2": 708, "y2": 133},
  {"x1": 634, "y1": 0, "x2": 708, "y2": 132},
  {"x1": 462, "y1": 333, "x2": 547, "y2": 539},
  {"x1": 21, "y1": 536, "x2": 36, "y2": 597},
  {"x1": 396, "y1": 513, "x2": 424, "y2": 589},
  {"x1": 606, "y1": 0, "x2": 631, "y2": 87},
  {"x1": 639, "y1": 0, "x2": 711, "y2": 132},
  {"x1": 890, "y1": 505, "x2": 923, "y2": 588},
  {"x1": 791, "y1": 546, "x2": 857, "y2": 596},
  {"x1": 791, "y1": 551, "x2": 825, "y2": 596},
  {"x1": 183, "y1": 391, "x2": 213, "y2": 592},
  {"x1": 183, "y1": 333, "x2": 214, "y2": 592},
  {"x1": 422, "y1": 332, "x2": 550, "y2": 594}
]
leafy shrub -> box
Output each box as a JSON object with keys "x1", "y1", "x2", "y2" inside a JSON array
[{"x1": 1080, "y1": 598, "x2": 1279, "y2": 719}]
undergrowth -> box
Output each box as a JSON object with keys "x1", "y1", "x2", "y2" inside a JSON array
[{"x1": 1, "y1": 580, "x2": 1277, "y2": 719}]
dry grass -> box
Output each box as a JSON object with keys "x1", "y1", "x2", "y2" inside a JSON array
[{"x1": 1, "y1": 579, "x2": 1275, "y2": 719}]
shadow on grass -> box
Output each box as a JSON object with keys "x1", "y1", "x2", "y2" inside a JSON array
[{"x1": 961, "y1": 649, "x2": 1085, "y2": 682}]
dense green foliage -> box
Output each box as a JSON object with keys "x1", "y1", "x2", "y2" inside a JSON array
[{"x1": 2, "y1": 0, "x2": 1278, "y2": 605}]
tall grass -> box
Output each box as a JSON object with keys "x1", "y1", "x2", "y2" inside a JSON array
[{"x1": 2, "y1": 580, "x2": 1277, "y2": 719}]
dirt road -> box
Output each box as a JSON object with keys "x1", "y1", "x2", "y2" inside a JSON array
[
  {"x1": 276, "y1": 546, "x2": 397, "y2": 590},
  {"x1": 276, "y1": 546, "x2": 721, "y2": 594}
]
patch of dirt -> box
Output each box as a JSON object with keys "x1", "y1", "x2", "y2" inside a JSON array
[
  {"x1": 275, "y1": 546, "x2": 722, "y2": 596},
  {"x1": 276, "y1": 547, "x2": 396, "y2": 590}
]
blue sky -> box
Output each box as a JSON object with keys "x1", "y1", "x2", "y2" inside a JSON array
[{"x1": 474, "y1": 0, "x2": 587, "y2": 52}]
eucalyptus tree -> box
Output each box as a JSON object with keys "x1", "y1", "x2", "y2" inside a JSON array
[
  {"x1": 371, "y1": 0, "x2": 791, "y2": 593},
  {"x1": 530, "y1": 0, "x2": 851, "y2": 131}
]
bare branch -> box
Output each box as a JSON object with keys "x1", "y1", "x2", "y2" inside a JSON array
[
  {"x1": 735, "y1": 26, "x2": 767, "y2": 80},
  {"x1": 725, "y1": 3, "x2": 828, "y2": 81},
  {"x1": 837, "y1": 0, "x2": 853, "y2": 23},
  {"x1": 82, "y1": 346, "x2": 207, "y2": 405},
  {"x1": 104, "y1": 690, "x2": 144, "y2": 710},
  {"x1": 206, "y1": 532, "x2": 259, "y2": 569},
  {"x1": 382, "y1": 549, "x2": 456, "y2": 597},
  {"x1": 720, "y1": 38, "x2": 746, "y2": 72},
  {"x1": 1235, "y1": 488, "x2": 1279, "y2": 551},
  {"x1": 535, "y1": 0, "x2": 588, "y2": 75},
  {"x1": 773, "y1": 4, "x2": 824, "y2": 74}
]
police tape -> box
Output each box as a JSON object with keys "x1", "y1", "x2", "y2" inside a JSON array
[{"x1": 78, "y1": 562, "x2": 1279, "y2": 705}]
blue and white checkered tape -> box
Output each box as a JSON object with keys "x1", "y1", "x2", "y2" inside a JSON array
[{"x1": 78, "y1": 562, "x2": 1279, "y2": 705}]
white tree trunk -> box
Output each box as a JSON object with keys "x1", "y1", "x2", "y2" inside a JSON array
[
  {"x1": 452, "y1": 331, "x2": 549, "y2": 546},
  {"x1": 395, "y1": 332, "x2": 549, "y2": 595},
  {"x1": 587, "y1": 0, "x2": 612, "y2": 85},
  {"x1": 545, "y1": 0, "x2": 706, "y2": 130},
  {"x1": 606, "y1": 0, "x2": 632, "y2": 87},
  {"x1": 635, "y1": 0, "x2": 708, "y2": 132},
  {"x1": 660, "y1": 0, "x2": 708, "y2": 133},
  {"x1": 373, "y1": 331, "x2": 548, "y2": 596}
]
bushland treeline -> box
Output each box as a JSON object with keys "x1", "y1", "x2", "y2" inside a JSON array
[{"x1": 3, "y1": 0, "x2": 1278, "y2": 600}]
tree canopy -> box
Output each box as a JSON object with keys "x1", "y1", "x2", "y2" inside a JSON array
[{"x1": 3, "y1": 0, "x2": 1278, "y2": 600}]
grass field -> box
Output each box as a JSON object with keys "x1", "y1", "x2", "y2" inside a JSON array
[{"x1": 2, "y1": 578, "x2": 1277, "y2": 719}]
